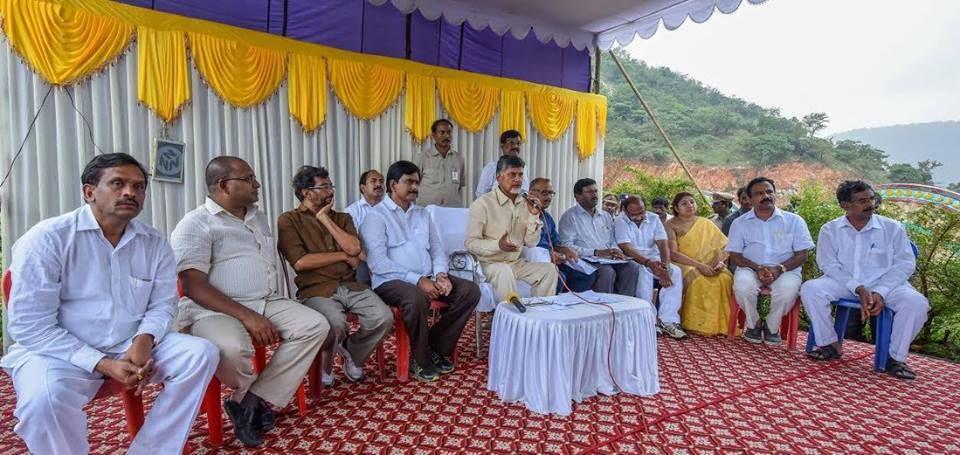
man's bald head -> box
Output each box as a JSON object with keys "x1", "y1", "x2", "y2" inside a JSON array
[{"x1": 205, "y1": 156, "x2": 247, "y2": 193}]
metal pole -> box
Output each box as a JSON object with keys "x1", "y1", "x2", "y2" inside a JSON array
[
  {"x1": 593, "y1": 46, "x2": 601, "y2": 94},
  {"x1": 607, "y1": 50, "x2": 707, "y2": 201}
]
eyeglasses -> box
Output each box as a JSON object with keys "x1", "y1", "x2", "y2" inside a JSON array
[
  {"x1": 531, "y1": 190, "x2": 555, "y2": 196},
  {"x1": 221, "y1": 175, "x2": 258, "y2": 184},
  {"x1": 307, "y1": 184, "x2": 335, "y2": 191}
]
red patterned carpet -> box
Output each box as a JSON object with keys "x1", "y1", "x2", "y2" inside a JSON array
[{"x1": 2, "y1": 322, "x2": 959, "y2": 454}]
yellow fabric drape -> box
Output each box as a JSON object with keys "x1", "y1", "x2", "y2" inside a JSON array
[
  {"x1": 404, "y1": 74, "x2": 436, "y2": 143},
  {"x1": 288, "y1": 54, "x2": 327, "y2": 132},
  {"x1": 188, "y1": 32, "x2": 286, "y2": 107},
  {"x1": 437, "y1": 78, "x2": 500, "y2": 133},
  {"x1": 137, "y1": 27, "x2": 189, "y2": 123},
  {"x1": 527, "y1": 87, "x2": 576, "y2": 141},
  {"x1": 575, "y1": 99, "x2": 598, "y2": 160},
  {"x1": 328, "y1": 59, "x2": 404, "y2": 120},
  {"x1": 0, "y1": 0, "x2": 133, "y2": 85},
  {"x1": 597, "y1": 99, "x2": 608, "y2": 137},
  {"x1": 499, "y1": 90, "x2": 526, "y2": 138}
]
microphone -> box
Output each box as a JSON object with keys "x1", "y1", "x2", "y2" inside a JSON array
[
  {"x1": 519, "y1": 191, "x2": 542, "y2": 210},
  {"x1": 506, "y1": 291, "x2": 527, "y2": 313}
]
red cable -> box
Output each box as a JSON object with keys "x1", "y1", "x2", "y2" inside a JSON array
[
  {"x1": 582, "y1": 349, "x2": 874, "y2": 452},
  {"x1": 539, "y1": 209, "x2": 643, "y2": 430}
]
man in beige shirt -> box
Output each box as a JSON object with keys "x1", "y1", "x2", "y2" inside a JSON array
[
  {"x1": 466, "y1": 155, "x2": 558, "y2": 300},
  {"x1": 415, "y1": 119, "x2": 465, "y2": 207},
  {"x1": 171, "y1": 156, "x2": 328, "y2": 447}
]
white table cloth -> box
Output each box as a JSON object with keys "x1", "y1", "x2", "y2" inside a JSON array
[{"x1": 487, "y1": 294, "x2": 660, "y2": 415}]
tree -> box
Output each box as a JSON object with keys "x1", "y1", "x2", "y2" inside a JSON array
[
  {"x1": 949, "y1": 182, "x2": 960, "y2": 193},
  {"x1": 802, "y1": 112, "x2": 829, "y2": 137},
  {"x1": 886, "y1": 160, "x2": 942, "y2": 185}
]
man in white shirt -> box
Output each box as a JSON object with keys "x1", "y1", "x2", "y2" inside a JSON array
[
  {"x1": 344, "y1": 169, "x2": 385, "y2": 286},
  {"x1": 362, "y1": 160, "x2": 481, "y2": 382},
  {"x1": 344, "y1": 169, "x2": 385, "y2": 232},
  {"x1": 1, "y1": 153, "x2": 219, "y2": 454},
  {"x1": 800, "y1": 180, "x2": 928, "y2": 379},
  {"x1": 727, "y1": 177, "x2": 815, "y2": 345},
  {"x1": 559, "y1": 178, "x2": 640, "y2": 296},
  {"x1": 171, "y1": 156, "x2": 328, "y2": 446},
  {"x1": 466, "y1": 155, "x2": 558, "y2": 301},
  {"x1": 615, "y1": 196, "x2": 686, "y2": 339},
  {"x1": 475, "y1": 130, "x2": 529, "y2": 197},
  {"x1": 415, "y1": 119, "x2": 465, "y2": 207}
]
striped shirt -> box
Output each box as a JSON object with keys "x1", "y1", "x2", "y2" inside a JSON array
[{"x1": 170, "y1": 197, "x2": 280, "y2": 328}]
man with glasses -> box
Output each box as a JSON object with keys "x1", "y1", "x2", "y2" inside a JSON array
[
  {"x1": 415, "y1": 119, "x2": 465, "y2": 207},
  {"x1": 801, "y1": 180, "x2": 929, "y2": 379},
  {"x1": 475, "y1": 130, "x2": 528, "y2": 197},
  {"x1": 362, "y1": 161, "x2": 481, "y2": 382},
  {"x1": 277, "y1": 166, "x2": 393, "y2": 389},
  {"x1": 527, "y1": 177, "x2": 596, "y2": 293},
  {"x1": 171, "y1": 157, "x2": 329, "y2": 447}
]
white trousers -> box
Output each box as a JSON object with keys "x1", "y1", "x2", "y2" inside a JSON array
[
  {"x1": 636, "y1": 263, "x2": 683, "y2": 324},
  {"x1": 733, "y1": 268, "x2": 802, "y2": 333},
  {"x1": 800, "y1": 277, "x2": 929, "y2": 362},
  {"x1": 5, "y1": 333, "x2": 219, "y2": 455}
]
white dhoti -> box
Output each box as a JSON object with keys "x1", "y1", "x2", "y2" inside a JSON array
[
  {"x1": 733, "y1": 268, "x2": 802, "y2": 333},
  {"x1": 5, "y1": 333, "x2": 219, "y2": 455},
  {"x1": 636, "y1": 263, "x2": 683, "y2": 324},
  {"x1": 800, "y1": 277, "x2": 929, "y2": 362}
]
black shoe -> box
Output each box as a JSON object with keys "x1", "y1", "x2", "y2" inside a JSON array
[
  {"x1": 224, "y1": 400, "x2": 263, "y2": 447},
  {"x1": 886, "y1": 358, "x2": 917, "y2": 380},
  {"x1": 255, "y1": 400, "x2": 277, "y2": 432},
  {"x1": 410, "y1": 361, "x2": 440, "y2": 382},
  {"x1": 431, "y1": 352, "x2": 455, "y2": 374},
  {"x1": 743, "y1": 326, "x2": 763, "y2": 344},
  {"x1": 762, "y1": 324, "x2": 782, "y2": 346}
]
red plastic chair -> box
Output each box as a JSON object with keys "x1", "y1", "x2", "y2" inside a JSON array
[
  {"x1": 392, "y1": 299, "x2": 461, "y2": 382},
  {"x1": 2, "y1": 270, "x2": 146, "y2": 440},
  {"x1": 727, "y1": 286, "x2": 800, "y2": 350},
  {"x1": 177, "y1": 280, "x2": 308, "y2": 446}
]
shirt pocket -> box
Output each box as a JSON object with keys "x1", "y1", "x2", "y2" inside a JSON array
[
  {"x1": 775, "y1": 233, "x2": 795, "y2": 254},
  {"x1": 867, "y1": 248, "x2": 889, "y2": 269},
  {"x1": 126, "y1": 275, "x2": 153, "y2": 320}
]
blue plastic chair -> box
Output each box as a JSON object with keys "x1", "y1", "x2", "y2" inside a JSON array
[{"x1": 805, "y1": 242, "x2": 918, "y2": 372}]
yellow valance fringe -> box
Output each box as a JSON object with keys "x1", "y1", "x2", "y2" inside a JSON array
[
  {"x1": 137, "y1": 26, "x2": 189, "y2": 122},
  {"x1": 188, "y1": 32, "x2": 286, "y2": 108},
  {"x1": 4, "y1": 0, "x2": 607, "y2": 158},
  {"x1": 437, "y1": 78, "x2": 499, "y2": 133},
  {"x1": 499, "y1": 90, "x2": 526, "y2": 139},
  {"x1": 329, "y1": 59, "x2": 404, "y2": 120},
  {"x1": 288, "y1": 53, "x2": 327, "y2": 132},
  {"x1": 404, "y1": 73, "x2": 436, "y2": 143},
  {"x1": 1, "y1": 0, "x2": 133, "y2": 85}
]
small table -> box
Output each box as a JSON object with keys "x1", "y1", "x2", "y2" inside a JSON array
[{"x1": 486, "y1": 294, "x2": 660, "y2": 415}]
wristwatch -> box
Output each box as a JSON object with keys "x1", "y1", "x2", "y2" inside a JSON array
[{"x1": 777, "y1": 263, "x2": 787, "y2": 273}]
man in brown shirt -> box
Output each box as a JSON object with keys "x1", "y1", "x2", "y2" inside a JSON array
[
  {"x1": 277, "y1": 165, "x2": 393, "y2": 387},
  {"x1": 414, "y1": 119, "x2": 465, "y2": 207}
]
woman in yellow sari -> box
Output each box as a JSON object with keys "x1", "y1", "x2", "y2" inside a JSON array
[{"x1": 664, "y1": 192, "x2": 733, "y2": 335}]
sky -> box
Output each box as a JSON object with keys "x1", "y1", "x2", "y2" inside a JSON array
[{"x1": 624, "y1": 0, "x2": 960, "y2": 135}]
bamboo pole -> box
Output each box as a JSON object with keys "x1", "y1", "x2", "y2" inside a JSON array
[{"x1": 607, "y1": 50, "x2": 708, "y2": 202}]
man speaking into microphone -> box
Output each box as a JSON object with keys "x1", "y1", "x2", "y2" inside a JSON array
[{"x1": 466, "y1": 155, "x2": 558, "y2": 303}]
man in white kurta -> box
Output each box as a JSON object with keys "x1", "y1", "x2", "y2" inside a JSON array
[
  {"x1": 727, "y1": 177, "x2": 814, "y2": 345},
  {"x1": 474, "y1": 130, "x2": 529, "y2": 197},
  {"x1": 800, "y1": 180, "x2": 928, "y2": 379},
  {"x1": 614, "y1": 196, "x2": 686, "y2": 339},
  {"x1": 1, "y1": 154, "x2": 219, "y2": 455}
]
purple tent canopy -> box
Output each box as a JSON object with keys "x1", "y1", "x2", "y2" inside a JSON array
[{"x1": 117, "y1": 0, "x2": 591, "y2": 92}]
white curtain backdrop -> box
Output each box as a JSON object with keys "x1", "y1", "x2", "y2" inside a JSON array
[{"x1": 0, "y1": 38, "x2": 604, "y2": 268}]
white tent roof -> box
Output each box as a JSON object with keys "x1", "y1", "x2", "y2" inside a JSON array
[{"x1": 371, "y1": 0, "x2": 769, "y2": 52}]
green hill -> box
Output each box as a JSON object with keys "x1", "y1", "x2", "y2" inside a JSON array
[
  {"x1": 832, "y1": 121, "x2": 960, "y2": 186},
  {"x1": 599, "y1": 49, "x2": 888, "y2": 181}
]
